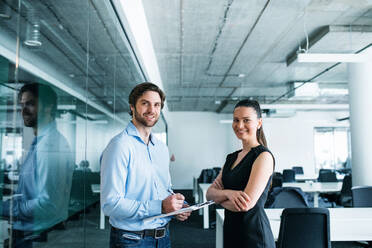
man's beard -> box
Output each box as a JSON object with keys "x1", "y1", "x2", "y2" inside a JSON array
[
  {"x1": 22, "y1": 113, "x2": 37, "y2": 127},
  {"x1": 133, "y1": 109, "x2": 159, "y2": 127}
]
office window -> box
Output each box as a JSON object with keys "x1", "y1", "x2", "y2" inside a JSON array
[
  {"x1": 1, "y1": 132, "x2": 22, "y2": 170},
  {"x1": 314, "y1": 127, "x2": 350, "y2": 170}
]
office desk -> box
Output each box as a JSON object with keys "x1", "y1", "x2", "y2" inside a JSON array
[
  {"x1": 198, "y1": 183, "x2": 211, "y2": 229},
  {"x1": 295, "y1": 174, "x2": 344, "y2": 182},
  {"x1": 91, "y1": 184, "x2": 105, "y2": 230},
  {"x1": 216, "y1": 208, "x2": 372, "y2": 248},
  {"x1": 294, "y1": 174, "x2": 318, "y2": 182},
  {"x1": 282, "y1": 182, "x2": 342, "y2": 207}
]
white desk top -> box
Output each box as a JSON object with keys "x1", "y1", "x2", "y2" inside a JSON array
[
  {"x1": 198, "y1": 183, "x2": 211, "y2": 192},
  {"x1": 282, "y1": 182, "x2": 342, "y2": 193},
  {"x1": 294, "y1": 173, "x2": 344, "y2": 182},
  {"x1": 216, "y1": 208, "x2": 372, "y2": 241},
  {"x1": 295, "y1": 174, "x2": 318, "y2": 181}
]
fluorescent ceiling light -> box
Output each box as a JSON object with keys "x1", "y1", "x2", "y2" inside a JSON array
[
  {"x1": 319, "y1": 88, "x2": 348, "y2": 96},
  {"x1": 261, "y1": 104, "x2": 349, "y2": 110},
  {"x1": 297, "y1": 53, "x2": 370, "y2": 63},
  {"x1": 288, "y1": 82, "x2": 319, "y2": 99}
]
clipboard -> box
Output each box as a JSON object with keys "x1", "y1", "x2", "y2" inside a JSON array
[{"x1": 143, "y1": 200, "x2": 215, "y2": 222}]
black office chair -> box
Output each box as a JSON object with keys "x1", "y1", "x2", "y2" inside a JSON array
[
  {"x1": 352, "y1": 186, "x2": 372, "y2": 207},
  {"x1": 292, "y1": 166, "x2": 304, "y2": 175},
  {"x1": 277, "y1": 208, "x2": 331, "y2": 248},
  {"x1": 318, "y1": 170, "x2": 338, "y2": 182},
  {"x1": 282, "y1": 169, "x2": 295, "y2": 182},
  {"x1": 352, "y1": 186, "x2": 372, "y2": 248},
  {"x1": 337, "y1": 174, "x2": 352, "y2": 207},
  {"x1": 265, "y1": 187, "x2": 309, "y2": 208}
]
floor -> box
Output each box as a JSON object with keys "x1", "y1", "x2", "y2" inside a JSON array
[{"x1": 27, "y1": 192, "x2": 366, "y2": 248}]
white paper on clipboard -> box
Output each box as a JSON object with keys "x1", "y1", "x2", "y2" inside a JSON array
[{"x1": 143, "y1": 200, "x2": 215, "y2": 222}]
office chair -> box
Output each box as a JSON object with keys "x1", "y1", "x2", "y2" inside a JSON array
[
  {"x1": 277, "y1": 208, "x2": 331, "y2": 248},
  {"x1": 352, "y1": 186, "x2": 372, "y2": 207},
  {"x1": 352, "y1": 186, "x2": 372, "y2": 248},
  {"x1": 265, "y1": 187, "x2": 309, "y2": 208},
  {"x1": 318, "y1": 170, "x2": 338, "y2": 182},
  {"x1": 292, "y1": 166, "x2": 304, "y2": 175},
  {"x1": 282, "y1": 169, "x2": 295, "y2": 182},
  {"x1": 337, "y1": 174, "x2": 352, "y2": 207},
  {"x1": 271, "y1": 172, "x2": 283, "y2": 188}
]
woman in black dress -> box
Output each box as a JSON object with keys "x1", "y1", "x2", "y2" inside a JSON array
[{"x1": 206, "y1": 99, "x2": 275, "y2": 248}]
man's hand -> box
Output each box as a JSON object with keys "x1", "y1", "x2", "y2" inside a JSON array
[
  {"x1": 175, "y1": 203, "x2": 191, "y2": 221},
  {"x1": 162, "y1": 193, "x2": 185, "y2": 213}
]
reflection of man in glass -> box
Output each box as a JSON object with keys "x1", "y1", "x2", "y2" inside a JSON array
[{"x1": 1, "y1": 83, "x2": 74, "y2": 248}]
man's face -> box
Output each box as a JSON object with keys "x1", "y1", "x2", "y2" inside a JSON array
[
  {"x1": 20, "y1": 91, "x2": 38, "y2": 127},
  {"x1": 131, "y1": 90, "x2": 162, "y2": 128}
]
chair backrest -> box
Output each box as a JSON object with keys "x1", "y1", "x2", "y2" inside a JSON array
[
  {"x1": 70, "y1": 170, "x2": 94, "y2": 201},
  {"x1": 282, "y1": 169, "x2": 295, "y2": 182},
  {"x1": 90, "y1": 171, "x2": 100, "y2": 184},
  {"x1": 292, "y1": 166, "x2": 304, "y2": 175},
  {"x1": 266, "y1": 187, "x2": 309, "y2": 208},
  {"x1": 277, "y1": 208, "x2": 331, "y2": 248},
  {"x1": 340, "y1": 174, "x2": 352, "y2": 196},
  {"x1": 352, "y1": 186, "x2": 372, "y2": 207},
  {"x1": 318, "y1": 170, "x2": 337, "y2": 182},
  {"x1": 272, "y1": 172, "x2": 283, "y2": 188}
]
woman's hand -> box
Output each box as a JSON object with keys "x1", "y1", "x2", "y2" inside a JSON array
[{"x1": 224, "y1": 190, "x2": 251, "y2": 211}]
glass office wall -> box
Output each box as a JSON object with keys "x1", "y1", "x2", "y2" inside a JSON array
[{"x1": 0, "y1": 0, "x2": 167, "y2": 247}]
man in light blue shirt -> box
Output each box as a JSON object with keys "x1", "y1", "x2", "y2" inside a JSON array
[
  {"x1": 1, "y1": 83, "x2": 74, "y2": 248},
  {"x1": 101, "y1": 82, "x2": 190, "y2": 248}
]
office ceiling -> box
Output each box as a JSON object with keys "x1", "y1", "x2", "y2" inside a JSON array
[
  {"x1": 0, "y1": 0, "x2": 371, "y2": 117},
  {"x1": 142, "y1": 0, "x2": 372, "y2": 113}
]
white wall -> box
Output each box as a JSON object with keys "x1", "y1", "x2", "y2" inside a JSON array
[
  {"x1": 75, "y1": 117, "x2": 125, "y2": 171},
  {"x1": 264, "y1": 111, "x2": 349, "y2": 175},
  {"x1": 167, "y1": 112, "x2": 235, "y2": 189},
  {"x1": 168, "y1": 110, "x2": 349, "y2": 189}
]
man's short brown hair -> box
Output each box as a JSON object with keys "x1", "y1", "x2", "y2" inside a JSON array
[{"x1": 128, "y1": 82, "x2": 165, "y2": 116}]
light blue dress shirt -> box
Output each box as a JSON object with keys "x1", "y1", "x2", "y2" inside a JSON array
[
  {"x1": 2, "y1": 121, "x2": 74, "y2": 231},
  {"x1": 100, "y1": 122, "x2": 172, "y2": 231}
]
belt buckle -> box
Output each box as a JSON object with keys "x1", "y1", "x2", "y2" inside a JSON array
[{"x1": 154, "y1": 227, "x2": 166, "y2": 239}]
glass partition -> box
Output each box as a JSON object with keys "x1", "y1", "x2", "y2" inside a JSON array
[{"x1": 0, "y1": 0, "x2": 167, "y2": 247}]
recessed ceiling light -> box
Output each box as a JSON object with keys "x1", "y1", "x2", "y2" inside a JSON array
[
  {"x1": 238, "y1": 74, "x2": 245, "y2": 78},
  {"x1": 297, "y1": 53, "x2": 369, "y2": 63},
  {"x1": 215, "y1": 100, "x2": 221, "y2": 105}
]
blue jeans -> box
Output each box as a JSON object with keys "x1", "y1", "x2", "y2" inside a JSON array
[{"x1": 110, "y1": 226, "x2": 171, "y2": 248}]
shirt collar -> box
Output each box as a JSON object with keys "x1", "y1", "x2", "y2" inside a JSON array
[
  {"x1": 35, "y1": 121, "x2": 56, "y2": 144},
  {"x1": 126, "y1": 121, "x2": 155, "y2": 146}
]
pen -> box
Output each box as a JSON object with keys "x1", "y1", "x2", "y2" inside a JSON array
[
  {"x1": 168, "y1": 189, "x2": 189, "y2": 206},
  {"x1": 168, "y1": 188, "x2": 175, "y2": 195}
]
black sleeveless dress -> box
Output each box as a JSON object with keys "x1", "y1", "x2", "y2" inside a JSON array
[{"x1": 222, "y1": 145, "x2": 275, "y2": 248}]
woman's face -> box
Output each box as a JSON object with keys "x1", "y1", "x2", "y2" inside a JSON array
[{"x1": 232, "y1": 106, "x2": 262, "y2": 142}]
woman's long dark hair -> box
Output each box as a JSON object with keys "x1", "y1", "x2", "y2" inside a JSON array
[{"x1": 234, "y1": 99, "x2": 267, "y2": 147}]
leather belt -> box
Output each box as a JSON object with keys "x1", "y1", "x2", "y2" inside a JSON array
[{"x1": 112, "y1": 223, "x2": 169, "y2": 239}]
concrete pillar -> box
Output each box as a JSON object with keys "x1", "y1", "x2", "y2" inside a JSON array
[{"x1": 348, "y1": 62, "x2": 372, "y2": 186}]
